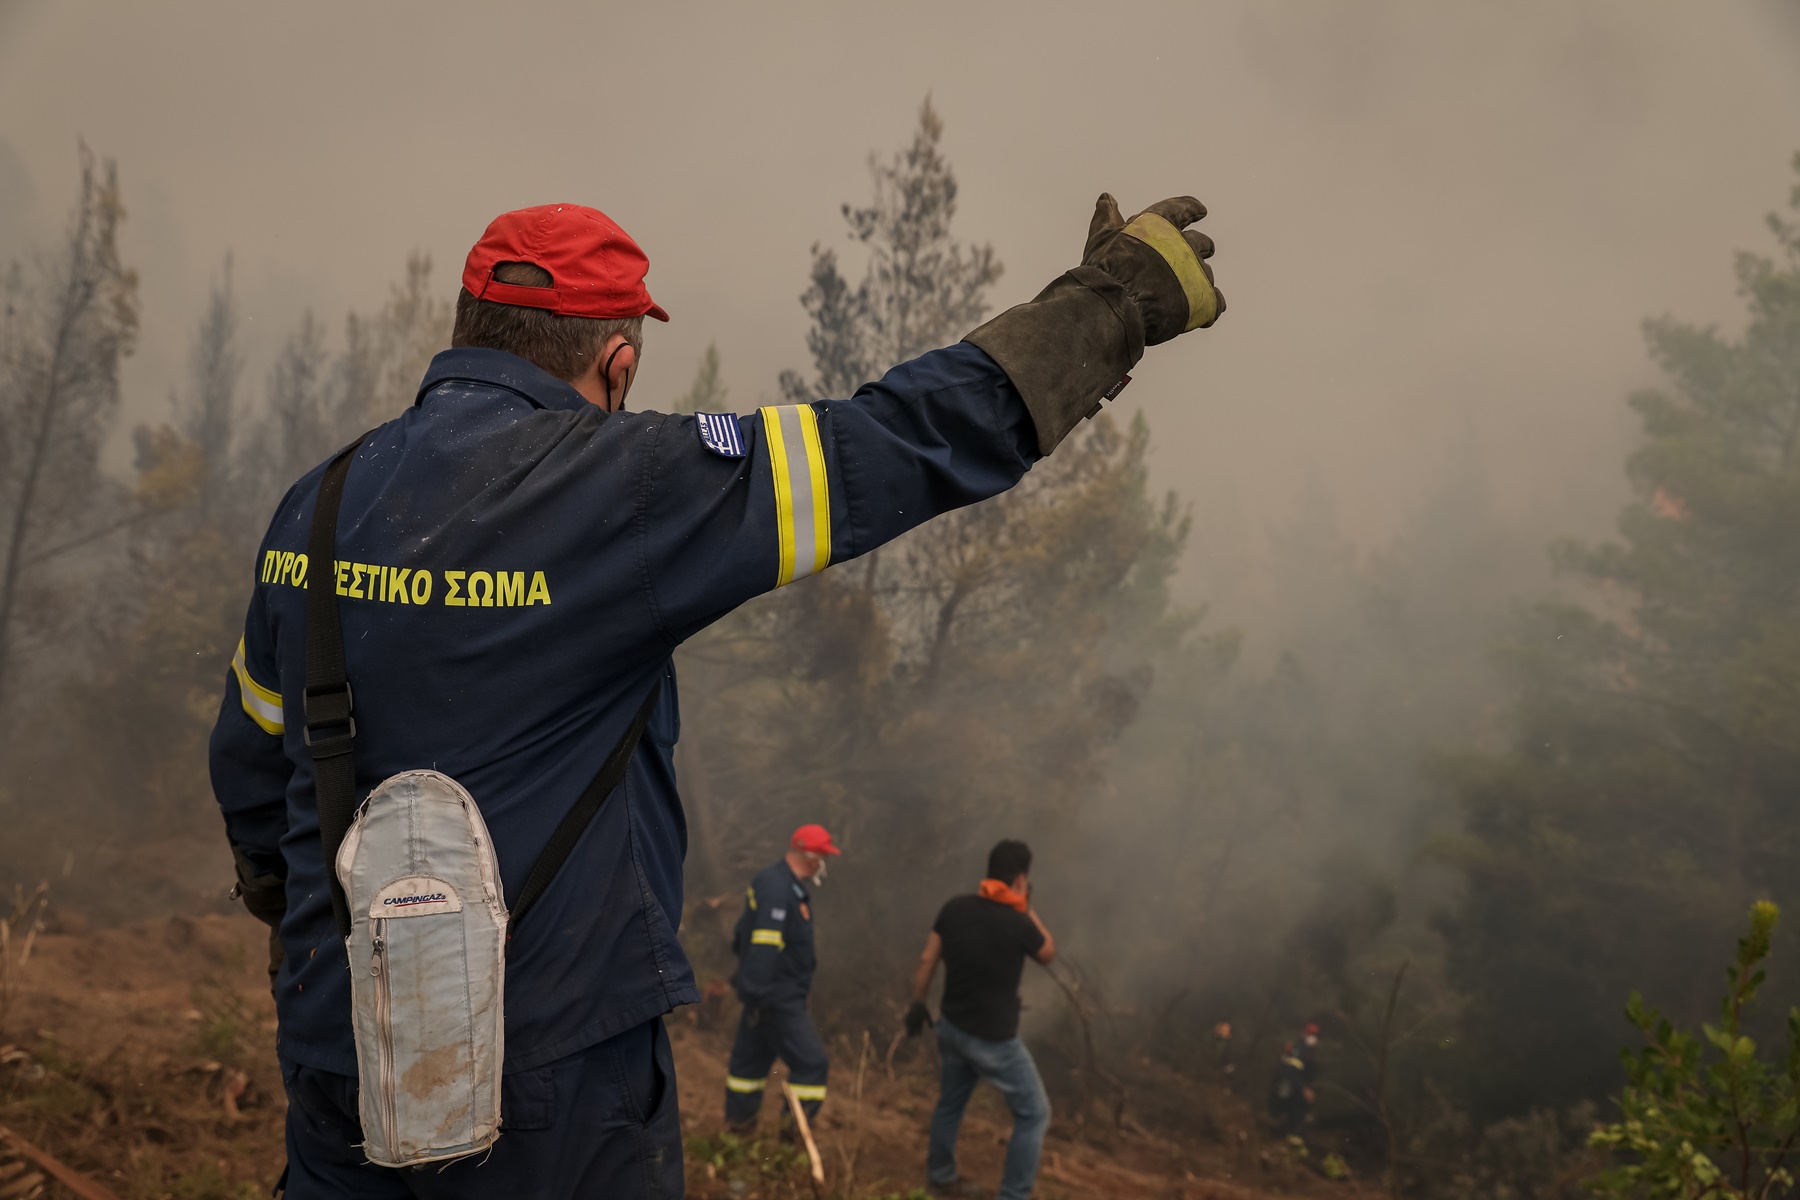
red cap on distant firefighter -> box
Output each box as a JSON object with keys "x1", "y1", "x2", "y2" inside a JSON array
[{"x1": 791, "y1": 824, "x2": 841, "y2": 856}]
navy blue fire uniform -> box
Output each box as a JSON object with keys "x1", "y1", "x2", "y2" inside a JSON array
[
  {"x1": 208, "y1": 341, "x2": 1038, "y2": 1192},
  {"x1": 725, "y1": 860, "x2": 827, "y2": 1125}
]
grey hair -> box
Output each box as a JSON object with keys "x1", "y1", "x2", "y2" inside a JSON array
[{"x1": 451, "y1": 260, "x2": 644, "y2": 382}]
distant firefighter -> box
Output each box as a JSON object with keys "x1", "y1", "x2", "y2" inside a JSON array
[
  {"x1": 906, "y1": 839, "x2": 1056, "y2": 1200},
  {"x1": 1268, "y1": 1022, "x2": 1322, "y2": 1137},
  {"x1": 723, "y1": 824, "x2": 839, "y2": 1134}
]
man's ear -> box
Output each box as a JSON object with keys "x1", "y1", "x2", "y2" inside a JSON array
[{"x1": 603, "y1": 336, "x2": 636, "y2": 410}]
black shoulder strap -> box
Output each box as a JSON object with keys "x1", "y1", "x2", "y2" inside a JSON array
[
  {"x1": 508, "y1": 677, "x2": 662, "y2": 937},
  {"x1": 303, "y1": 434, "x2": 663, "y2": 944},
  {"x1": 304, "y1": 437, "x2": 371, "y2": 940}
]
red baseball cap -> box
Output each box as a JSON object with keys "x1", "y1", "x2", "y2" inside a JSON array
[
  {"x1": 462, "y1": 204, "x2": 670, "y2": 322},
  {"x1": 791, "y1": 824, "x2": 841, "y2": 856}
]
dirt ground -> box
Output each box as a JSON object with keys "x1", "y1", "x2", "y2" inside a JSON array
[{"x1": 0, "y1": 914, "x2": 1347, "y2": 1199}]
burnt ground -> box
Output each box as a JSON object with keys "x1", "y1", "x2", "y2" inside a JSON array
[{"x1": 0, "y1": 914, "x2": 1350, "y2": 1199}]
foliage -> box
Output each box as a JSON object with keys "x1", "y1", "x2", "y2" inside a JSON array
[
  {"x1": 338, "y1": 251, "x2": 453, "y2": 431},
  {"x1": 0, "y1": 882, "x2": 50, "y2": 1040},
  {"x1": 684, "y1": 1129, "x2": 808, "y2": 1179},
  {"x1": 1402, "y1": 1101, "x2": 1600, "y2": 1200},
  {"x1": 1434, "y1": 154, "x2": 1800, "y2": 1120},
  {"x1": 1589, "y1": 901, "x2": 1800, "y2": 1199},
  {"x1": 182, "y1": 254, "x2": 244, "y2": 523},
  {"x1": 777, "y1": 95, "x2": 1000, "y2": 404},
  {"x1": 0, "y1": 145, "x2": 138, "y2": 715},
  {"x1": 0, "y1": 175, "x2": 445, "y2": 912}
]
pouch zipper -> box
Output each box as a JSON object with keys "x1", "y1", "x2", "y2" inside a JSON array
[{"x1": 371, "y1": 917, "x2": 398, "y2": 1154}]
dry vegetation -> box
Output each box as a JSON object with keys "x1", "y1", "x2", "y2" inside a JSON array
[{"x1": 0, "y1": 911, "x2": 1362, "y2": 1200}]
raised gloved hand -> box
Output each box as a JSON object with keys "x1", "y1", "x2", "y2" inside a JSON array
[
  {"x1": 905, "y1": 1001, "x2": 933, "y2": 1038},
  {"x1": 1082, "y1": 195, "x2": 1223, "y2": 340},
  {"x1": 964, "y1": 192, "x2": 1225, "y2": 455}
]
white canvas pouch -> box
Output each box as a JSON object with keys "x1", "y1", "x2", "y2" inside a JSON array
[{"x1": 335, "y1": 769, "x2": 508, "y2": 1167}]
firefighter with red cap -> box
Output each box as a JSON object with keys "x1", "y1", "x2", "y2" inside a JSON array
[
  {"x1": 209, "y1": 192, "x2": 1225, "y2": 1197},
  {"x1": 724, "y1": 823, "x2": 841, "y2": 1132}
]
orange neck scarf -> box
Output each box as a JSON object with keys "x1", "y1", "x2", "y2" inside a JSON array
[{"x1": 978, "y1": 878, "x2": 1029, "y2": 912}]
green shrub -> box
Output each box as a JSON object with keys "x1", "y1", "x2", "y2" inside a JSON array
[{"x1": 1589, "y1": 901, "x2": 1800, "y2": 1199}]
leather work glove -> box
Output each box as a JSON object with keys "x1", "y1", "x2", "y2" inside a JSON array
[
  {"x1": 1084, "y1": 195, "x2": 1223, "y2": 341},
  {"x1": 905, "y1": 1001, "x2": 933, "y2": 1038},
  {"x1": 964, "y1": 193, "x2": 1225, "y2": 455},
  {"x1": 230, "y1": 845, "x2": 287, "y2": 992}
]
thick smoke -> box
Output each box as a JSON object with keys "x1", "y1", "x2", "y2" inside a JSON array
[{"x1": 1, "y1": 4, "x2": 1798, "y2": 1193}]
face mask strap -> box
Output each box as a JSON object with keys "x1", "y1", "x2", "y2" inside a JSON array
[{"x1": 601, "y1": 341, "x2": 632, "y2": 411}]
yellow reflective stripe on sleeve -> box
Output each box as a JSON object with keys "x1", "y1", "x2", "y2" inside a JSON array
[
  {"x1": 760, "y1": 404, "x2": 831, "y2": 587},
  {"x1": 787, "y1": 1083, "x2": 828, "y2": 1102},
  {"x1": 750, "y1": 928, "x2": 786, "y2": 950},
  {"x1": 1122, "y1": 212, "x2": 1218, "y2": 331},
  {"x1": 746, "y1": 885, "x2": 757, "y2": 911},
  {"x1": 231, "y1": 636, "x2": 284, "y2": 735},
  {"x1": 726, "y1": 1075, "x2": 768, "y2": 1094},
  {"x1": 797, "y1": 407, "x2": 831, "y2": 574}
]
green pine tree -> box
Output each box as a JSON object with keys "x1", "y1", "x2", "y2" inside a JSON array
[{"x1": 1434, "y1": 152, "x2": 1800, "y2": 1118}]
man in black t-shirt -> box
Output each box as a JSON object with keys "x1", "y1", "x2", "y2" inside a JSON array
[{"x1": 906, "y1": 840, "x2": 1056, "y2": 1200}]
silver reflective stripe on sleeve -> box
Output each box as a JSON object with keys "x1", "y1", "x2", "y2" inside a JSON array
[
  {"x1": 760, "y1": 404, "x2": 831, "y2": 586},
  {"x1": 232, "y1": 635, "x2": 285, "y2": 735}
]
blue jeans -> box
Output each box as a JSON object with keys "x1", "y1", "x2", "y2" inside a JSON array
[{"x1": 928, "y1": 1019, "x2": 1050, "y2": 1200}]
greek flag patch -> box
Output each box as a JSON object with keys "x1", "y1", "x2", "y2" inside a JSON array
[
  {"x1": 769, "y1": 907, "x2": 787, "y2": 921},
  {"x1": 696, "y1": 412, "x2": 746, "y2": 459}
]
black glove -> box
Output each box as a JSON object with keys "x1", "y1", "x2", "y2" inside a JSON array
[
  {"x1": 905, "y1": 1001, "x2": 933, "y2": 1038},
  {"x1": 746, "y1": 1002, "x2": 766, "y2": 1029},
  {"x1": 964, "y1": 193, "x2": 1224, "y2": 455},
  {"x1": 230, "y1": 845, "x2": 287, "y2": 991}
]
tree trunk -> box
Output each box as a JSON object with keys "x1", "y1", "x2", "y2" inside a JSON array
[{"x1": 0, "y1": 277, "x2": 89, "y2": 714}]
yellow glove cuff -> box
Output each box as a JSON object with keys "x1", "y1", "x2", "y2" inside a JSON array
[{"x1": 1123, "y1": 213, "x2": 1218, "y2": 331}]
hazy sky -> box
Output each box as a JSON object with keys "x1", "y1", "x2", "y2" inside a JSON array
[{"x1": 3, "y1": 0, "x2": 1798, "y2": 609}]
